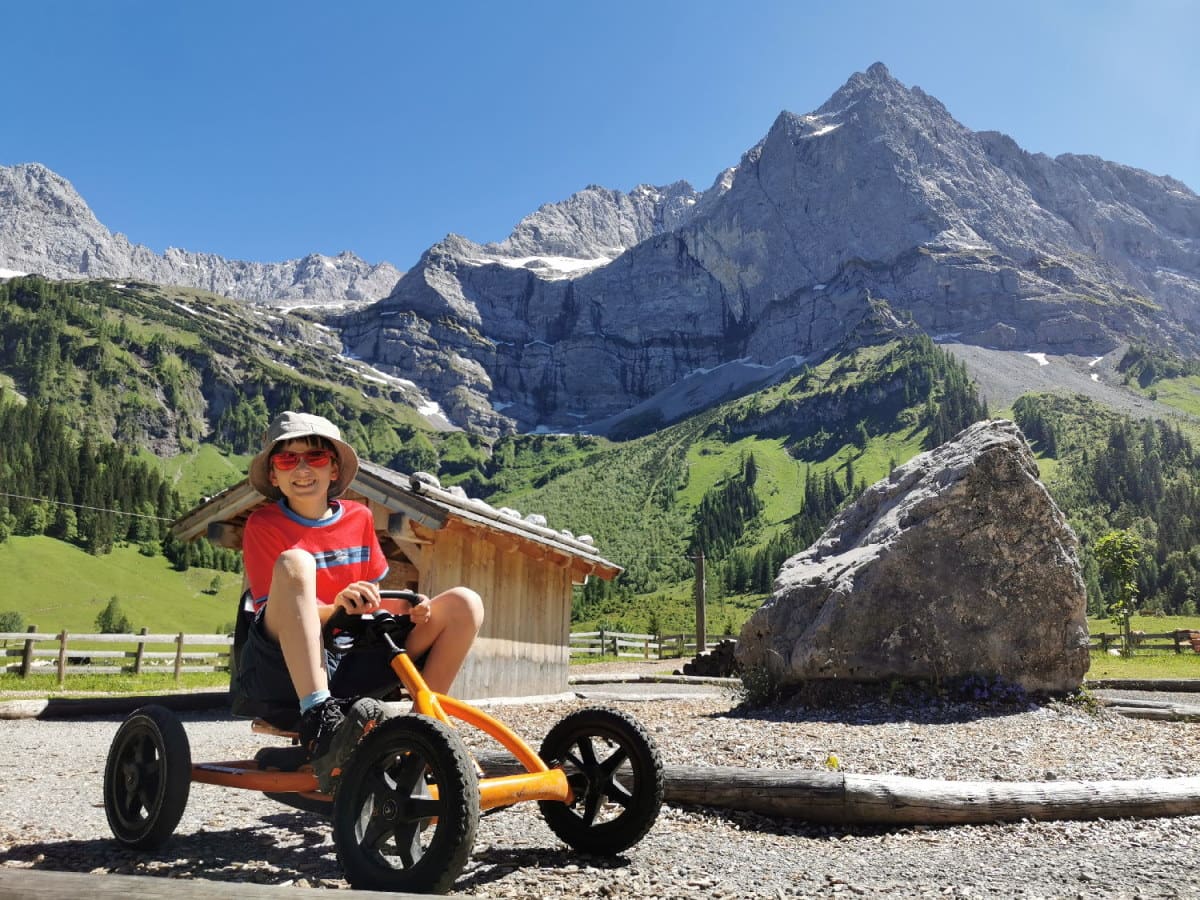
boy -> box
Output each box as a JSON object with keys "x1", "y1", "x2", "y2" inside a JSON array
[{"x1": 233, "y1": 410, "x2": 483, "y2": 773}]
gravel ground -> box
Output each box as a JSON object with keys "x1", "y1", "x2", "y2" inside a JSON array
[
  {"x1": 2, "y1": 675, "x2": 1199, "y2": 898},
  {"x1": 941, "y1": 342, "x2": 1191, "y2": 422}
]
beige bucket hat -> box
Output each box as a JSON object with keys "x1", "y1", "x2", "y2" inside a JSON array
[{"x1": 248, "y1": 411, "x2": 359, "y2": 500}]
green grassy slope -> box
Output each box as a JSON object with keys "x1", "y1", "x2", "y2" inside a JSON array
[
  {"x1": 475, "y1": 338, "x2": 971, "y2": 632},
  {"x1": 146, "y1": 442, "x2": 253, "y2": 506},
  {"x1": 0, "y1": 536, "x2": 241, "y2": 634}
]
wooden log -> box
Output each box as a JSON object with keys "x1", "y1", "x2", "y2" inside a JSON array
[
  {"x1": 0, "y1": 867, "x2": 430, "y2": 899},
  {"x1": 472, "y1": 753, "x2": 1200, "y2": 824},
  {"x1": 1106, "y1": 705, "x2": 1200, "y2": 722},
  {"x1": 667, "y1": 766, "x2": 1200, "y2": 824}
]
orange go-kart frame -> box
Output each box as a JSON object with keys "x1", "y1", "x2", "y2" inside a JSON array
[
  {"x1": 191, "y1": 597, "x2": 572, "y2": 813},
  {"x1": 106, "y1": 590, "x2": 665, "y2": 894}
]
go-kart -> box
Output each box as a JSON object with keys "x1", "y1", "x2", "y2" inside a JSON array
[{"x1": 102, "y1": 591, "x2": 665, "y2": 894}]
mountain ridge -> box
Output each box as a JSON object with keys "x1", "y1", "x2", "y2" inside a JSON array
[
  {"x1": 0, "y1": 162, "x2": 404, "y2": 306},
  {"x1": 4, "y1": 63, "x2": 1198, "y2": 438},
  {"x1": 336, "y1": 62, "x2": 1199, "y2": 435}
]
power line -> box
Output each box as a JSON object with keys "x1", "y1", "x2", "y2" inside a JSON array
[{"x1": 0, "y1": 490, "x2": 174, "y2": 522}]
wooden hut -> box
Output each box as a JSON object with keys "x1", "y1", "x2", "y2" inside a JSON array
[{"x1": 172, "y1": 459, "x2": 622, "y2": 698}]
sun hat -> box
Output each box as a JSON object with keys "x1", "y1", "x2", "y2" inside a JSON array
[{"x1": 248, "y1": 411, "x2": 360, "y2": 500}]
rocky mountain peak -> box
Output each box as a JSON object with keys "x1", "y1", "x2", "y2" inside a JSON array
[
  {"x1": 0, "y1": 162, "x2": 403, "y2": 305},
  {"x1": 7, "y1": 64, "x2": 1199, "y2": 440},
  {"x1": 483, "y1": 180, "x2": 701, "y2": 261},
  {"x1": 340, "y1": 64, "x2": 1200, "y2": 437}
]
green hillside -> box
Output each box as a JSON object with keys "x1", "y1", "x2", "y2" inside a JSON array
[
  {"x1": 0, "y1": 535, "x2": 240, "y2": 635},
  {"x1": 1013, "y1": 391, "x2": 1200, "y2": 618},
  {"x1": 9, "y1": 274, "x2": 1200, "y2": 645},
  {"x1": 0, "y1": 276, "x2": 438, "y2": 482},
  {"x1": 467, "y1": 336, "x2": 984, "y2": 631}
]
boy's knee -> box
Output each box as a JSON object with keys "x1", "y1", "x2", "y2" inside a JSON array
[
  {"x1": 273, "y1": 548, "x2": 317, "y2": 581},
  {"x1": 442, "y1": 586, "x2": 484, "y2": 628}
]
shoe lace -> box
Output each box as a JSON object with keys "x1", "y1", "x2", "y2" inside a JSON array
[{"x1": 304, "y1": 701, "x2": 345, "y2": 753}]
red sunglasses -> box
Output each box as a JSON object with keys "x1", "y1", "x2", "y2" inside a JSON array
[{"x1": 270, "y1": 449, "x2": 336, "y2": 470}]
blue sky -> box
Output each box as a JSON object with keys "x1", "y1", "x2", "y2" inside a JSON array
[{"x1": 3, "y1": 0, "x2": 1196, "y2": 268}]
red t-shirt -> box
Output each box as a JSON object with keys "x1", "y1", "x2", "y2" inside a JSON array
[{"x1": 242, "y1": 499, "x2": 388, "y2": 612}]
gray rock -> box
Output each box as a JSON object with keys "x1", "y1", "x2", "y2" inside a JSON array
[
  {"x1": 0, "y1": 163, "x2": 403, "y2": 306},
  {"x1": 735, "y1": 419, "x2": 1090, "y2": 693}
]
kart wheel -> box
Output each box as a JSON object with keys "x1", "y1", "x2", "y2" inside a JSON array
[
  {"x1": 538, "y1": 706, "x2": 664, "y2": 855},
  {"x1": 333, "y1": 714, "x2": 479, "y2": 894},
  {"x1": 103, "y1": 705, "x2": 191, "y2": 849}
]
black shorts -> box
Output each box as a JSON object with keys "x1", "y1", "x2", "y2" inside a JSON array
[{"x1": 231, "y1": 611, "x2": 400, "y2": 716}]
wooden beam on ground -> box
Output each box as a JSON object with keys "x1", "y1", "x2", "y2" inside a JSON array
[
  {"x1": 0, "y1": 868, "x2": 429, "y2": 899},
  {"x1": 664, "y1": 767, "x2": 1200, "y2": 824},
  {"x1": 472, "y1": 753, "x2": 1200, "y2": 824}
]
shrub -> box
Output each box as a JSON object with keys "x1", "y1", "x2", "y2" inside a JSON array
[{"x1": 95, "y1": 596, "x2": 133, "y2": 634}]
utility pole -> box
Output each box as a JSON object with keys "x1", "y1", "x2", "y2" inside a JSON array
[{"x1": 693, "y1": 551, "x2": 706, "y2": 653}]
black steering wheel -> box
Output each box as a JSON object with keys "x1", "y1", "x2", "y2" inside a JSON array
[{"x1": 323, "y1": 589, "x2": 420, "y2": 656}]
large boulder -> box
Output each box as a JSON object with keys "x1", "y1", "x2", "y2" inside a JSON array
[{"x1": 736, "y1": 420, "x2": 1090, "y2": 693}]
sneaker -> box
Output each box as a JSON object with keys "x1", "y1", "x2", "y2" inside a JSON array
[
  {"x1": 303, "y1": 697, "x2": 387, "y2": 792},
  {"x1": 298, "y1": 697, "x2": 346, "y2": 767}
]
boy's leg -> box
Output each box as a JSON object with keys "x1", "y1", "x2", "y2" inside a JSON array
[
  {"x1": 261, "y1": 548, "x2": 329, "y2": 700},
  {"x1": 402, "y1": 586, "x2": 484, "y2": 693}
]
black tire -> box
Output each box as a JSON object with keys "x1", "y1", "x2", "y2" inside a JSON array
[
  {"x1": 103, "y1": 704, "x2": 192, "y2": 849},
  {"x1": 333, "y1": 714, "x2": 480, "y2": 894},
  {"x1": 538, "y1": 706, "x2": 664, "y2": 856}
]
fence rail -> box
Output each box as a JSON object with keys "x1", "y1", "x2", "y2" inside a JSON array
[
  {"x1": 8, "y1": 624, "x2": 1194, "y2": 684},
  {"x1": 1089, "y1": 630, "x2": 1200, "y2": 654},
  {"x1": 0, "y1": 626, "x2": 232, "y2": 684},
  {"x1": 569, "y1": 630, "x2": 729, "y2": 660}
]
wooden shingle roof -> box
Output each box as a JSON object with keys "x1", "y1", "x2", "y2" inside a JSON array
[{"x1": 171, "y1": 458, "x2": 622, "y2": 581}]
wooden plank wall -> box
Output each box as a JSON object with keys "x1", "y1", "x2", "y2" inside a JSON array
[{"x1": 420, "y1": 522, "x2": 572, "y2": 699}]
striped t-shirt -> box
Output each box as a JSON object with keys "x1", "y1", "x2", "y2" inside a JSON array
[{"x1": 242, "y1": 499, "x2": 388, "y2": 611}]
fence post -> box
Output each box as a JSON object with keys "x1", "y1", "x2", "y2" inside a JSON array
[
  {"x1": 134, "y1": 627, "x2": 148, "y2": 674},
  {"x1": 173, "y1": 633, "x2": 185, "y2": 683},
  {"x1": 57, "y1": 630, "x2": 68, "y2": 687},
  {"x1": 598, "y1": 629, "x2": 605, "y2": 659},
  {"x1": 20, "y1": 625, "x2": 37, "y2": 678}
]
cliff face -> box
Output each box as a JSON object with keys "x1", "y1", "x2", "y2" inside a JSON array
[
  {"x1": 338, "y1": 63, "x2": 1200, "y2": 435},
  {"x1": 6, "y1": 62, "x2": 1199, "y2": 437},
  {"x1": 0, "y1": 163, "x2": 402, "y2": 306}
]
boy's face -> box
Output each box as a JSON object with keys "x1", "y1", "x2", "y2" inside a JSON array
[{"x1": 268, "y1": 437, "x2": 341, "y2": 503}]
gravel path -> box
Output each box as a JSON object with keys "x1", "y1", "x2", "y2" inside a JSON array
[{"x1": 2, "y1": 681, "x2": 1199, "y2": 898}]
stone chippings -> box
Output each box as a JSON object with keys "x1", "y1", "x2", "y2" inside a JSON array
[{"x1": 2, "y1": 690, "x2": 1199, "y2": 898}]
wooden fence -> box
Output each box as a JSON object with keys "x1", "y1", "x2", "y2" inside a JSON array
[
  {"x1": 8, "y1": 625, "x2": 1193, "y2": 683},
  {"x1": 0, "y1": 626, "x2": 233, "y2": 684},
  {"x1": 1089, "y1": 630, "x2": 1200, "y2": 654},
  {"x1": 569, "y1": 630, "x2": 729, "y2": 660}
]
